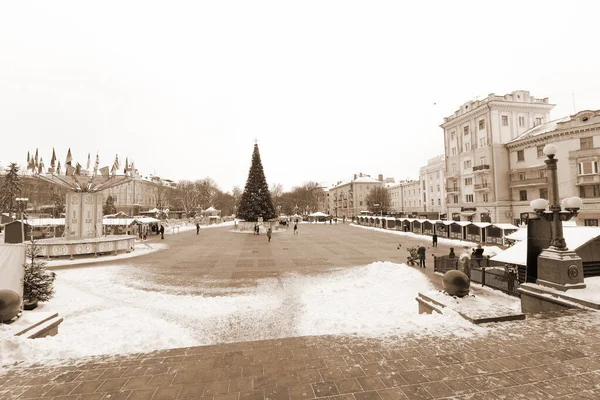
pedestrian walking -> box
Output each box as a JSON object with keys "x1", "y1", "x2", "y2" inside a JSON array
[
  {"x1": 159, "y1": 224, "x2": 165, "y2": 240},
  {"x1": 473, "y1": 244, "x2": 485, "y2": 268},
  {"x1": 417, "y1": 244, "x2": 426, "y2": 268},
  {"x1": 294, "y1": 223, "x2": 298, "y2": 235},
  {"x1": 196, "y1": 223, "x2": 200, "y2": 234},
  {"x1": 432, "y1": 233, "x2": 438, "y2": 247},
  {"x1": 267, "y1": 228, "x2": 272, "y2": 242}
]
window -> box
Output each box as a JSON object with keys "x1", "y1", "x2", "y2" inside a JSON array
[
  {"x1": 578, "y1": 161, "x2": 598, "y2": 175},
  {"x1": 464, "y1": 160, "x2": 472, "y2": 169},
  {"x1": 465, "y1": 178, "x2": 473, "y2": 185},
  {"x1": 431, "y1": 199, "x2": 434, "y2": 205},
  {"x1": 519, "y1": 173, "x2": 525, "y2": 181},
  {"x1": 517, "y1": 150, "x2": 524, "y2": 162},
  {"x1": 437, "y1": 185, "x2": 440, "y2": 192},
  {"x1": 519, "y1": 190, "x2": 528, "y2": 201},
  {"x1": 452, "y1": 164, "x2": 457, "y2": 173},
  {"x1": 482, "y1": 193, "x2": 489, "y2": 203},
  {"x1": 535, "y1": 117, "x2": 544, "y2": 126},
  {"x1": 479, "y1": 137, "x2": 486, "y2": 147},
  {"x1": 480, "y1": 157, "x2": 486, "y2": 165},
  {"x1": 518, "y1": 116, "x2": 525, "y2": 127},
  {"x1": 581, "y1": 137, "x2": 594, "y2": 150},
  {"x1": 438, "y1": 199, "x2": 441, "y2": 205},
  {"x1": 539, "y1": 188, "x2": 548, "y2": 200},
  {"x1": 537, "y1": 145, "x2": 544, "y2": 158},
  {"x1": 359, "y1": 201, "x2": 363, "y2": 206},
  {"x1": 450, "y1": 131, "x2": 455, "y2": 140},
  {"x1": 464, "y1": 126, "x2": 469, "y2": 135},
  {"x1": 502, "y1": 115, "x2": 509, "y2": 126},
  {"x1": 451, "y1": 147, "x2": 457, "y2": 156},
  {"x1": 453, "y1": 195, "x2": 458, "y2": 203},
  {"x1": 478, "y1": 119, "x2": 485, "y2": 130},
  {"x1": 580, "y1": 185, "x2": 599, "y2": 198},
  {"x1": 465, "y1": 194, "x2": 474, "y2": 202},
  {"x1": 539, "y1": 170, "x2": 546, "y2": 178},
  {"x1": 464, "y1": 142, "x2": 471, "y2": 152},
  {"x1": 430, "y1": 186, "x2": 433, "y2": 193},
  {"x1": 585, "y1": 219, "x2": 599, "y2": 226}
]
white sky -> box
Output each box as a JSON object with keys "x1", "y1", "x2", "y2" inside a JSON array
[{"x1": 1, "y1": 1, "x2": 599, "y2": 192}]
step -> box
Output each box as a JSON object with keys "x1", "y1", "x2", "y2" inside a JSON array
[
  {"x1": 518, "y1": 283, "x2": 600, "y2": 311},
  {"x1": 14, "y1": 312, "x2": 63, "y2": 338}
]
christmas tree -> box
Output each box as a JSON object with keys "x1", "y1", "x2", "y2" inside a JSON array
[
  {"x1": 237, "y1": 144, "x2": 276, "y2": 222},
  {"x1": 23, "y1": 240, "x2": 56, "y2": 303}
]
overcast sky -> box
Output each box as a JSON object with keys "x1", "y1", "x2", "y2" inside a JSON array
[{"x1": 1, "y1": 1, "x2": 598, "y2": 192}]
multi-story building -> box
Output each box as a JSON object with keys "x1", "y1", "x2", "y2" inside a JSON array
[
  {"x1": 506, "y1": 110, "x2": 600, "y2": 226},
  {"x1": 419, "y1": 154, "x2": 446, "y2": 218},
  {"x1": 329, "y1": 173, "x2": 384, "y2": 218},
  {"x1": 387, "y1": 182, "x2": 403, "y2": 213},
  {"x1": 442, "y1": 90, "x2": 554, "y2": 223},
  {"x1": 103, "y1": 173, "x2": 176, "y2": 215},
  {"x1": 400, "y1": 180, "x2": 421, "y2": 216}
]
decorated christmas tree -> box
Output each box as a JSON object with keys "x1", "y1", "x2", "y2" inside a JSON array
[
  {"x1": 23, "y1": 240, "x2": 56, "y2": 306},
  {"x1": 237, "y1": 143, "x2": 276, "y2": 222}
]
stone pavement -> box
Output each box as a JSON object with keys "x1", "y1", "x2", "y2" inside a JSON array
[
  {"x1": 3, "y1": 224, "x2": 600, "y2": 399},
  {"x1": 2, "y1": 309, "x2": 600, "y2": 400}
]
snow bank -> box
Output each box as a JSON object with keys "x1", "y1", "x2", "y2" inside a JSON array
[{"x1": 0, "y1": 261, "x2": 491, "y2": 366}]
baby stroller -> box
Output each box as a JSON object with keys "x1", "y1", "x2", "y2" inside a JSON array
[{"x1": 406, "y1": 246, "x2": 419, "y2": 266}]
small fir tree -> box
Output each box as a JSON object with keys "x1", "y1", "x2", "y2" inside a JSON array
[
  {"x1": 23, "y1": 240, "x2": 56, "y2": 303},
  {"x1": 237, "y1": 144, "x2": 276, "y2": 221},
  {"x1": 103, "y1": 195, "x2": 117, "y2": 215},
  {"x1": 0, "y1": 162, "x2": 23, "y2": 219}
]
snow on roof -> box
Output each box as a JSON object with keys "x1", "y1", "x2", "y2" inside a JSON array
[
  {"x1": 493, "y1": 226, "x2": 600, "y2": 266},
  {"x1": 17, "y1": 218, "x2": 65, "y2": 227},
  {"x1": 506, "y1": 222, "x2": 584, "y2": 242},
  {"x1": 354, "y1": 176, "x2": 382, "y2": 183},
  {"x1": 309, "y1": 211, "x2": 328, "y2": 217},
  {"x1": 491, "y1": 223, "x2": 519, "y2": 230},
  {"x1": 103, "y1": 218, "x2": 136, "y2": 226},
  {"x1": 204, "y1": 206, "x2": 218, "y2": 212},
  {"x1": 509, "y1": 116, "x2": 571, "y2": 143},
  {"x1": 452, "y1": 221, "x2": 472, "y2": 226},
  {"x1": 472, "y1": 222, "x2": 491, "y2": 228}
]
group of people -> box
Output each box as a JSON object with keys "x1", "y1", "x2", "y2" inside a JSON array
[
  {"x1": 149, "y1": 223, "x2": 165, "y2": 239},
  {"x1": 404, "y1": 240, "x2": 485, "y2": 271}
]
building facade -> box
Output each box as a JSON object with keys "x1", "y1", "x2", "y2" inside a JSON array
[
  {"x1": 329, "y1": 173, "x2": 384, "y2": 218},
  {"x1": 400, "y1": 180, "x2": 421, "y2": 216},
  {"x1": 103, "y1": 174, "x2": 176, "y2": 215},
  {"x1": 419, "y1": 154, "x2": 446, "y2": 218},
  {"x1": 442, "y1": 90, "x2": 554, "y2": 223},
  {"x1": 506, "y1": 110, "x2": 600, "y2": 226},
  {"x1": 388, "y1": 183, "x2": 403, "y2": 213}
]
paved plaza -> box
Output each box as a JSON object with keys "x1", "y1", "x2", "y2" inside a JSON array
[{"x1": 2, "y1": 224, "x2": 600, "y2": 399}]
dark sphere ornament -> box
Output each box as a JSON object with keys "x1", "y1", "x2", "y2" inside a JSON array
[
  {"x1": 0, "y1": 289, "x2": 21, "y2": 322},
  {"x1": 443, "y1": 270, "x2": 470, "y2": 297}
]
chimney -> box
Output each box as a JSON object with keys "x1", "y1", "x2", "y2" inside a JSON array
[
  {"x1": 354, "y1": 174, "x2": 357, "y2": 180},
  {"x1": 378, "y1": 174, "x2": 383, "y2": 182}
]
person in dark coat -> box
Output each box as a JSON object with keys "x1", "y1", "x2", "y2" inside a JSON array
[
  {"x1": 196, "y1": 223, "x2": 200, "y2": 234},
  {"x1": 159, "y1": 224, "x2": 165, "y2": 239},
  {"x1": 293, "y1": 223, "x2": 298, "y2": 235},
  {"x1": 448, "y1": 247, "x2": 456, "y2": 259},
  {"x1": 417, "y1": 244, "x2": 426, "y2": 268},
  {"x1": 267, "y1": 228, "x2": 272, "y2": 242},
  {"x1": 432, "y1": 233, "x2": 438, "y2": 247},
  {"x1": 473, "y1": 244, "x2": 485, "y2": 267}
]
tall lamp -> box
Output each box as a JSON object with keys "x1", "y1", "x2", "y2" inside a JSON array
[{"x1": 529, "y1": 144, "x2": 585, "y2": 290}]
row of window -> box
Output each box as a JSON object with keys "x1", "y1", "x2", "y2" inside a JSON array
[
  {"x1": 451, "y1": 115, "x2": 545, "y2": 141},
  {"x1": 448, "y1": 193, "x2": 489, "y2": 204},
  {"x1": 516, "y1": 137, "x2": 595, "y2": 162}
]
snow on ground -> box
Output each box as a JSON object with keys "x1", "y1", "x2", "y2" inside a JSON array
[
  {"x1": 351, "y1": 224, "x2": 503, "y2": 256},
  {"x1": 1, "y1": 261, "x2": 491, "y2": 366},
  {"x1": 45, "y1": 243, "x2": 169, "y2": 269},
  {"x1": 164, "y1": 220, "x2": 234, "y2": 234}
]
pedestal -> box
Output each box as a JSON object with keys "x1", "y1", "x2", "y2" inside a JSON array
[{"x1": 536, "y1": 248, "x2": 586, "y2": 291}]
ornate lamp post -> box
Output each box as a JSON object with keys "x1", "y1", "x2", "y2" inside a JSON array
[{"x1": 529, "y1": 144, "x2": 585, "y2": 290}]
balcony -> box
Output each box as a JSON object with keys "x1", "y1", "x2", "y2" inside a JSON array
[
  {"x1": 446, "y1": 186, "x2": 460, "y2": 193},
  {"x1": 509, "y1": 177, "x2": 548, "y2": 188},
  {"x1": 473, "y1": 164, "x2": 490, "y2": 173},
  {"x1": 446, "y1": 171, "x2": 459, "y2": 179},
  {"x1": 576, "y1": 174, "x2": 600, "y2": 186},
  {"x1": 474, "y1": 183, "x2": 490, "y2": 191},
  {"x1": 568, "y1": 147, "x2": 600, "y2": 159}
]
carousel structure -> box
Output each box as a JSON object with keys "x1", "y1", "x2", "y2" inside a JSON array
[{"x1": 28, "y1": 149, "x2": 137, "y2": 259}]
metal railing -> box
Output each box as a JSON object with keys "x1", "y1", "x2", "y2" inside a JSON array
[{"x1": 473, "y1": 164, "x2": 490, "y2": 172}]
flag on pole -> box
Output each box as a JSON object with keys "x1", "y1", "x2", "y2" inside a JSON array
[
  {"x1": 130, "y1": 161, "x2": 135, "y2": 176},
  {"x1": 86, "y1": 153, "x2": 91, "y2": 170},
  {"x1": 112, "y1": 154, "x2": 120, "y2": 172},
  {"x1": 34, "y1": 149, "x2": 39, "y2": 169},
  {"x1": 100, "y1": 166, "x2": 109, "y2": 176},
  {"x1": 50, "y1": 148, "x2": 56, "y2": 168},
  {"x1": 124, "y1": 157, "x2": 129, "y2": 174},
  {"x1": 93, "y1": 153, "x2": 99, "y2": 174},
  {"x1": 66, "y1": 148, "x2": 73, "y2": 166},
  {"x1": 57, "y1": 161, "x2": 62, "y2": 175},
  {"x1": 38, "y1": 158, "x2": 45, "y2": 174},
  {"x1": 27, "y1": 151, "x2": 30, "y2": 164},
  {"x1": 28, "y1": 152, "x2": 35, "y2": 171}
]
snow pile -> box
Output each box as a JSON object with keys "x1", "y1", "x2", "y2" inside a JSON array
[
  {"x1": 0, "y1": 261, "x2": 491, "y2": 366},
  {"x1": 165, "y1": 220, "x2": 234, "y2": 234},
  {"x1": 45, "y1": 243, "x2": 169, "y2": 269}
]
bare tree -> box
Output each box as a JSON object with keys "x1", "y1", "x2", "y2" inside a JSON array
[{"x1": 365, "y1": 186, "x2": 391, "y2": 214}]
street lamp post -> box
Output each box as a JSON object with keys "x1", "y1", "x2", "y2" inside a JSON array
[{"x1": 529, "y1": 144, "x2": 585, "y2": 290}]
